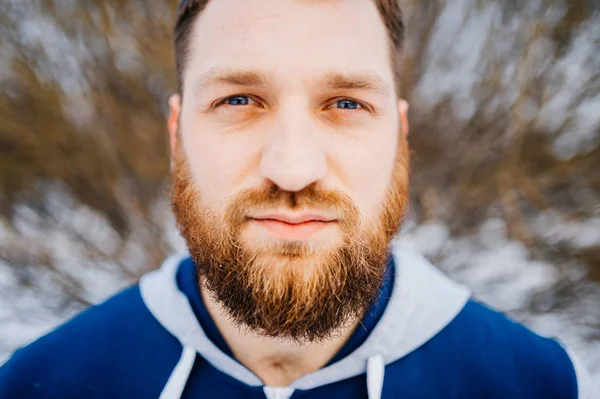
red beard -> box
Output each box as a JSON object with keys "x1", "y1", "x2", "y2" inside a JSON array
[{"x1": 171, "y1": 143, "x2": 409, "y2": 342}]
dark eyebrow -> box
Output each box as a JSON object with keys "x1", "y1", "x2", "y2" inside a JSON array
[
  {"x1": 194, "y1": 68, "x2": 267, "y2": 94},
  {"x1": 322, "y1": 72, "x2": 391, "y2": 97}
]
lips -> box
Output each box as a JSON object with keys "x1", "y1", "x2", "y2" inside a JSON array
[
  {"x1": 249, "y1": 213, "x2": 337, "y2": 240},
  {"x1": 252, "y1": 213, "x2": 336, "y2": 224}
]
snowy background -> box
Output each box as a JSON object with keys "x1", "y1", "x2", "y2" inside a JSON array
[{"x1": 1, "y1": 0, "x2": 599, "y2": 383}]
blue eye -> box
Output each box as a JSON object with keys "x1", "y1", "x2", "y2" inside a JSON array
[
  {"x1": 225, "y1": 95, "x2": 253, "y2": 106},
  {"x1": 335, "y1": 99, "x2": 361, "y2": 110}
]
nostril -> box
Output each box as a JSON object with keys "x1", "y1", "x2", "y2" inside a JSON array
[{"x1": 258, "y1": 144, "x2": 328, "y2": 193}]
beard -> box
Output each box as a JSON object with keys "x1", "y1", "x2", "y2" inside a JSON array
[{"x1": 171, "y1": 143, "x2": 409, "y2": 342}]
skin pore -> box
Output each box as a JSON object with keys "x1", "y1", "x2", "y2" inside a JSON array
[{"x1": 168, "y1": 0, "x2": 410, "y2": 387}]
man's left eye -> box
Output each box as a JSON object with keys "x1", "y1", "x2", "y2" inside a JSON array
[
  {"x1": 224, "y1": 95, "x2": 255, "y2": 106},
  {"x1": 330, "y1": 99, "x2": 362, "y2": 110}
]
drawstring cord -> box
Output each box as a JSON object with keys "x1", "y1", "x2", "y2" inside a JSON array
[
  {"x1": 263, "y1": 386, "x2": 295, "y2": 399},
  {"x1": 161, "y1": 347, "x2": 385, "y2": 399},
  {"x1": 160, "y1": 346, "x2": 197, "y2": 399},
  {"x1": 366, "y1": 354, "x2": 385, "y2": 399},
  {"x1": 264, "y1": 356, "x2": 385, "y2": 399}
]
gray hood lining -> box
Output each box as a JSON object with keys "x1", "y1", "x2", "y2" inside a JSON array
[{"x1": 140, "y1": 254, "x2": 263, "y2": 386}]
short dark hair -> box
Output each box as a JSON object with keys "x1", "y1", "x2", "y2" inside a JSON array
[{"x1": 174, "y1": 0, "x2": 404, "y2": 94}]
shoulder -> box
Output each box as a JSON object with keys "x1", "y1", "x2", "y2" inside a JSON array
[
  {"x1": 419, "y1": 299, "x2": 579, "y2": 398},
  {"x1": 0, "y1": 286, "x2": 182, "y2": 399},
  {"x1": 450, "y1": 299, "x2": 570, "y2": 352}
]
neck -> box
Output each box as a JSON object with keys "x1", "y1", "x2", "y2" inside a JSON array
[{"x1": 200, "y1": 280, "x2": 360, "y2": 387}]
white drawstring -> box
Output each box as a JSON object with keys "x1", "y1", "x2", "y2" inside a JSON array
[
  {"x1": 160, "y1": 346, "x2": 197, "y2": 399},
  {"x1": 263, "y1": 386, "x2": 295, "y2": 399},
  {"x1": 161, "y1": 346, "x2": 385, "y2": 398},
  {"x1": 366, "y1": 354, "x2": 385, "y2": 399}
]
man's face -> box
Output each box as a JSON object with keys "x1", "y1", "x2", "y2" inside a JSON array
[{"x1": 169, "y1": 0, "x2": 410, "y2": 341}]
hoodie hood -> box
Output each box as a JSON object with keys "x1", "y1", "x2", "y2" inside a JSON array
[{"x1": 139, "y1": 244, "x2": 471, "y2": 398}]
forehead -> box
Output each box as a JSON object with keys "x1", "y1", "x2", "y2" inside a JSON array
[{"x1": 183, "y1": 0, "x2": 394, "y2": 93}]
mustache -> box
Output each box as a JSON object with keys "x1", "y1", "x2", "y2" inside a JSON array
[{"x1": 223, "y1": 182, "x2": 360, "y2": 230}]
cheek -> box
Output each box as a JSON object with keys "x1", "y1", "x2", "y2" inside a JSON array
[
  {"x1": 331, "y1": 129, "x2": 398, "y2": 222},
  {"x1": 180, "y1": 121, "x2": 263, "y2": 213}
]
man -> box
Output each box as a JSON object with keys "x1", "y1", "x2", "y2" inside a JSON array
[{"x1": 0, "y1": 0, "x2": 597, "y2": 397}]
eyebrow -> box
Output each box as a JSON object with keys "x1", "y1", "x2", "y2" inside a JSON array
[
  {"x1": 322, "y1": 72, "x2": 391, "y2": 97},
  {"x1": 194, "y1": 68, "x2": 267, "y2": 94},
  {"x1": 193, "y1": 68, "x2": 391, "y2": 97}
]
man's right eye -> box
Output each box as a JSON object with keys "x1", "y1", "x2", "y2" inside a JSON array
[{"x1": 220, "y1": 95, "x2": 257, "y2": 106}]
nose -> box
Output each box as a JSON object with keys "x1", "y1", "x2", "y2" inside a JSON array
[{"x1": 259, "y1": 101, "x2": 327, "y2": 192}]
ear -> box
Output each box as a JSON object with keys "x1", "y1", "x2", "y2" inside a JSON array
[
  {"x1": 398, "y1": 98, "x2": 410, "y2": 138},
  {"x1": 168, "y1": 94, "x2": 182, "y2": 169}
]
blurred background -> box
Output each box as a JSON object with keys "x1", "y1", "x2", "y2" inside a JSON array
[{"x1": 0, "y1": 0, "x2": 599, "y2": 381}]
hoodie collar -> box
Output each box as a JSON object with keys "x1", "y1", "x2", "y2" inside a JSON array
[
  {"x1": 175, "y1": 255, "x2": 395, "y2": 368},
  {"x1": 139, "y1": 244, "x2": 470, "y2": 390}
]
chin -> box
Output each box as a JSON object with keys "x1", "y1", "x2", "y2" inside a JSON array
[{"x1": 240, "y1": 225, "x2": 344, "y2": 258}]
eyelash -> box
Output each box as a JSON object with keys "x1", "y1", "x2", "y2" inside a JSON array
[
  {"x1": 214, "y1": 94, "x2": 261, "y2": 108},
  {"x1": 213, "y1": 95, "x2": 370, "y2": 113},
  {"x1": 327, "y1": 97, "x2": 368, "y2": 112}
]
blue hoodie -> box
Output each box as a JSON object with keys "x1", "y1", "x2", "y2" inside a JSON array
[{"x1": 0, "y1": 247, "x2": 597, "y2": 398}]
